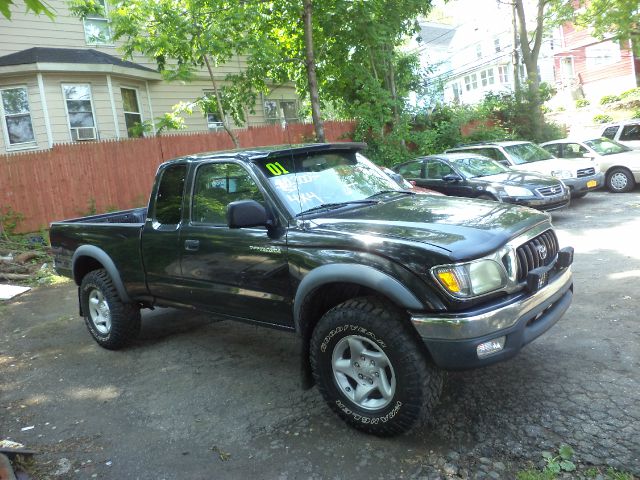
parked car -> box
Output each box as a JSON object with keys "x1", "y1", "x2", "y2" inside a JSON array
[
  {"x1": 393, "y1": 153, "x2": 570, "y2": 211},
  {"x1": 446, "y1": 141, "x2": 604, "y2": 198},
  {"x1": 600, "y1": 120, "x2": 640, "y2": 149},
  {"x1": 540, "y1": 137, "x2": 640, "y2": 193},
  {"x1": 49, "y1": 143, "x2": 574, "y2": 436}
]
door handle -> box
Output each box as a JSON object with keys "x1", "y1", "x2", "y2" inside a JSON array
[{"x1": 184, "y1": 239, "x2": 200, "y2": 251}]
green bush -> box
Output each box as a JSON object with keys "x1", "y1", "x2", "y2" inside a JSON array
[
  {"x1": 575, "y1": 98, "x2": 590, "y2": 108},
  {"x1": 600, "y1": 94, "x2": 621, "y2": 105},
  {"x1": 633, "y1": 109, "x2": 640, "y2": 119},
  {"x1": 593, "y1": 113, "x2": 613, "y2": 124},
  {"x1": 619, "y1": 87, "x2": 640, "y2": 99}
]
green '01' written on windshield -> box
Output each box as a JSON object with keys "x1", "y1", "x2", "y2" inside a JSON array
[{"x1": 254, "y1": 152, "x2": 400, "y2": 215}]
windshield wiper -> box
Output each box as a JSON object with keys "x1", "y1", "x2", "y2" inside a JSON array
[
  {"x1": 296, "y1": 200, "x2": 379, "y2": 216},
  {"x1": 367, "y1": 190, "x2": 416, "y2": 198}
]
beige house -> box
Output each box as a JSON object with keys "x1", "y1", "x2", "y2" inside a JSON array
[{"x1": 0, "y1": 0, "x2": 301, "y2": 154}]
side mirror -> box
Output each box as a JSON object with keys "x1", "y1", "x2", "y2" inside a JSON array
[
  {"x1": 442, "y1": 174, "x2": 462, "y2": 183},
  {"x1": 227, "y1": 200, "x2": 268, "y2": 229}
]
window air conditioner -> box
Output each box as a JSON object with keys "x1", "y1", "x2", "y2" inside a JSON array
[{"x1": 72, "y1": 127, "x2": 97, "y2": 141}]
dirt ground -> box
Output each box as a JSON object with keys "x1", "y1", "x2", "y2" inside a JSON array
[{"x1": 1, "y1": 190, "x2": 639, "y2": 479}]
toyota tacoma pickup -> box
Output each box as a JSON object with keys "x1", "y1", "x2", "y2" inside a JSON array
[{"x1": 50, "y1": 143, "x2": 574, "y2": 436}]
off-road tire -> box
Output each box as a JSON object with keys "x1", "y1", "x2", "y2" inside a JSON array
[
  {"x1": 310, "y1": 296, "x2": 444, "y2": 436},
  {"x1": 607, "y1": 167, "x2": 634, "y2": 193},
  {"x1": 80, "y1": 269, "x2": 141, "y2": 350}
]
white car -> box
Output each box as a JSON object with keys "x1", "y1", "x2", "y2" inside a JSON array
[
  {"x1": 600, "y1": 120, "x2": 640, "y2": 150},
  {"x1": 446, "y1": 141, "x2": 604, "y2": 198},
  {"x1": 541, "y1": 137, "x2": 640, "y2": 193}
]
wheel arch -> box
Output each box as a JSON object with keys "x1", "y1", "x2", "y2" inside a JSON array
[
  {"x1": 294, "y1": 264, "x2": 426, "y2": 389},
  {"x1": 72, "y1": 245, "x2": 130, "y2": 303}
]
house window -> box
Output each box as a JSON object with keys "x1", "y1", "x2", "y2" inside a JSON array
[
  {"x1": 264, "y1": 99, "x2": 299, "y2": 124},
  {"x1": 586, "y1": 41, "x2": 621, "y2": 68},
  {"x1": 464, "y1": 74, "x2": 478, "y2": 91},
  {"x1": 121, "y1": 88, "x2": 143, "y2": 138},
  {"x1": 202, "y1": 91, "x2": 225, "y2": 131},
  {"x1": 0, "y1": 86, "x2": 36, "y2": 148},
  {"x1": 475, "y1": 44, "x2": 482, "y2": 59},
  {"x1": 497, "y1": 65, "x2": 510, "y2": 83},
  {"x1": 480, "y1": 68, "x2": 495, "y2": 87},
  {"x1": 63, "y1": 84, "x2": 97, "y2": 141},
  {"x1": 494, "y1": 38, "x2": 501, "y2": 53},
  {"x1": 83, "y1": 0, "x2": 112, "y2": 45}
]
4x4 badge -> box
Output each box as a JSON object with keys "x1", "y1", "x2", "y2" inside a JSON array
[{"x1": 537, "y1": 244, "x2": 548, "y2": 260}]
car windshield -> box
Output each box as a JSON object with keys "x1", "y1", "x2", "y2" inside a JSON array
[
  {"x1": 254, "y1": 151, "x2": 401, "y2": 216},
  {"x1": 451, "y1": 156, "x2": 510, "y2": 178},
  {"x1": 584, "y1": 138, "x2": 631, "y2": 155},
  {"x1": 503, "y1": 143, "x2": 555, "y2": 164}
]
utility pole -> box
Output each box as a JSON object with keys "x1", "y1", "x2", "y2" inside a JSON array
[{"x1": 512, "y1": 1, "x2": 521, "y2": 97}]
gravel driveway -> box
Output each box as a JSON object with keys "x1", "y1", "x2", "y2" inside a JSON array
[{"x1": 1, "y1": 190, "x2": 638, "y2": 479}]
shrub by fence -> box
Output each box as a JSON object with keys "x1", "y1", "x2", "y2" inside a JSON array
[{"x1": 0, "y1": 121, "x2": 355, "y2": 233}]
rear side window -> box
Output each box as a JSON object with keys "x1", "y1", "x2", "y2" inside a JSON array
[
  {"x1": 154, "y1": 164, "x2": 186, "y2": 225},
  {"x1": 601, "y1": 126, "x2": 619, "y2": 139},
  {"x1": 620, "y1": 124, "x2": 640, "y2": 141},
  {"x1": 396, "y1": 161, "x2": 423, "y2": 178},
  {"x1": 543, "y1": 144, "x2": 562, "y2": 157}
]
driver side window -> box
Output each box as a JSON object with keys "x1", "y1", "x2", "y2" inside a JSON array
[{"x1": 192, "y1": 163, "x2": 264, "y2": 225}]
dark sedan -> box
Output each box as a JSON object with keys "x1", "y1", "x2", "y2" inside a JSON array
[{"x1": 393, "y1": 153, "x2": 570, "y2": 211}]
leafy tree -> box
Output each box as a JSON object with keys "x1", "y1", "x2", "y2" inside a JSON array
[
  {"x1": 513, "y1": 0, "x2": 573, "y2": 141},
  {"x1": 70, "y1": 0, "x2": 267, "y2": 148},
  {"x1": 0, "y1": 0, "x2": 54, "y2": 19},
  {"x1": 577, "y1": 0, "x2": 640, "y2": 54}
]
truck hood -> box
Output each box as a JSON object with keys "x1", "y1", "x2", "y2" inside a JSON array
[{"x1": 306, "y1": 194, "x2": 549, "y2": 261}]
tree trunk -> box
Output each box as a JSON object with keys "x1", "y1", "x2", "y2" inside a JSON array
[
  {"x1": 515, "y1": 0, "x2": 545, "y2": 141},
  {"x1": 512, "y1": 1, "x2": 521, "y2": 98},
  {"x1": 302, "y1": 0, "x2": 325, "y2": 143},
  {"x1": 203, "y1": 55, "x2": 240, "y2": 148}
]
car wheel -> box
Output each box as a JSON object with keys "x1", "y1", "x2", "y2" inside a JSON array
[
  {"x1": 310, "y1": 296, "x2": 444, "y2": 436},
  {"x1": 607, "y1": 168, "x2": 634, "y2": 193},
  {"x1": 80, "y1": 269, "x2": 141, "y2": 350}
]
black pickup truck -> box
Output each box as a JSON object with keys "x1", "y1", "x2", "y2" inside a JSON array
[{"x1": 50, "y1": 143, "x2": 574, "y2": 436}]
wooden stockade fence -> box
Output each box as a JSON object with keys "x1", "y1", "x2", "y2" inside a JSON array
[{"x1": 0, "y1": 121, "x2": 356, "y2": 233}]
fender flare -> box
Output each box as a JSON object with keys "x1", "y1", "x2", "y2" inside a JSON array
[
  {"x1": 72, "y1": 245, "x2": 131, "y2": 303},
  {"x1": 293, "y1": 263, "x2": 423, "y2": 334}
]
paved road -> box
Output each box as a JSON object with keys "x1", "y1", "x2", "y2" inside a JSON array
[{"x1": 1, "y1": 190, "x2": 638, "y2": 479}]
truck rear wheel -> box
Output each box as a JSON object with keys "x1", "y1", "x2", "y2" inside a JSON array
[
  {"x1": 80, "y1": 269, "x2": 141, "y2": 350},
  {"x1": 309, "y1": 296, "x2": 443, "y2": 436}
]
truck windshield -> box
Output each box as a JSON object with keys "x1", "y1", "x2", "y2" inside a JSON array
[
  {"x1": 503, "y1": 143, "x2": 555, "y2": 164},
  {"x1": 255, "y1": 151, "x2": 401, "y2": 216}
]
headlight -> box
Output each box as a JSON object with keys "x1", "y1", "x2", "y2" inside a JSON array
[
  {"x1": 432, "y1": 259, "x2": 507, "y2": 299},
  {"x1": 501, "y1": 185, "x2": 533, "y2": 197},
  {"x1": 551, "y1": 170, "x2": 572, "y2": 179}
]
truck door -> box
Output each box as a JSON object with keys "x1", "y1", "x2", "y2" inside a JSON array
[
  {"x1": 141, "y1": 163, "x2": 189, "y2": 301},
  {"x1": 179, "y1": 161, "x2": 292, "y2": 328}
]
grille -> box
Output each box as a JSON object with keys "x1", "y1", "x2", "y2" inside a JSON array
[
  {"x1": 515, "y1": 230, "x2": 559, "y2": 282},
  {"x1": 536, "y1": 185, "x2": 564, "y2": 197},
  {"x1": 577, "y1": 167, "x2": 596, "y2": 178}
]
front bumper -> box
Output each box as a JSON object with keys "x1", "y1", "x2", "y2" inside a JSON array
[
  {"x1": 411, "y1": 266, "x2": 573, "y2": 370},
  {"x1": 563, "y1": 172, "x2": 605, "y2": 194},
  {"x1": 504, "y1": 194, "x2": 570, "y2": 212}
]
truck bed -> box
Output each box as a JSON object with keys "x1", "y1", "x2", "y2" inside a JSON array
[{"x1": 56, "y1": 207, "x2": 148, "y2": 225}]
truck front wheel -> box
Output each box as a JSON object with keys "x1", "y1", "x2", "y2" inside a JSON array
[
  {"x1": 309, "y1": 296, "x2": 443, "y2": 436},
  {"x1": 80, "y1": 269, "x2": 141, "y2": 350}
]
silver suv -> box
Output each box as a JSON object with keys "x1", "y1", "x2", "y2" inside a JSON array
[{"x1": 446, "y1": 141, "x2": 604, "y2": 198}]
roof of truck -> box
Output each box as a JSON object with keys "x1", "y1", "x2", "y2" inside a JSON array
[{"x1": 160, "y1": 142, "x2": 368, "y2": 166}]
